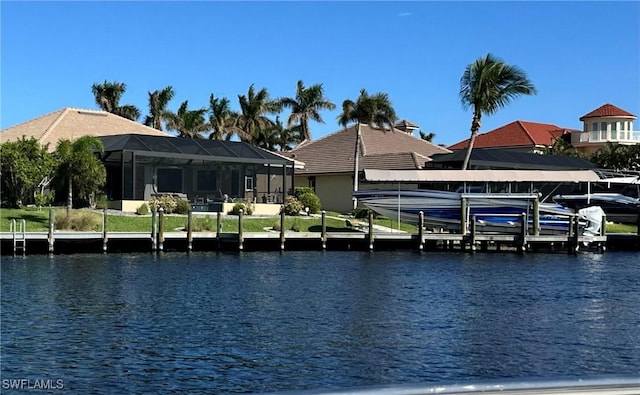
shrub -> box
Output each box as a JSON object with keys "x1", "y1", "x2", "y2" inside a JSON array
[
  {"x1": 281, "y1": 195, "x2": 303, "y2": 216},
  {"x1": 53, "y1": 209, "x2": 100, "y2": 231},
  {"x1": 136, "y1": 203, "x2": 149, "y2": 215},
  {"x1": 294, "y1": 187, "x2": 315, "y2": 200},
  {"x1": 192, "y1": 215, "x2": 215, "y2": 231},
  {"x1": 95, "y1": 193, "x2": 108, "y2": 209},
  {"x1": 175, "y1": 199, "x2": 190, "y2": 215},
  {"x1": 229, "y1": 201, "x2": 253, "y2": 215},
  {"x1": 298, "y1": 192, "x2": 321, "y2": 214},
  {"x1": 34, "y1": 191, "x2": 55, "y2": 208},
  {"x1": 148, "y1": 195, "x2": 178, "y2": 214},
  {"x1": 352, "y1": 207, "x2": 376, "y2": 219},
  {"x1": 272, "y1": 220, "x2": 281, "y2": 231}
]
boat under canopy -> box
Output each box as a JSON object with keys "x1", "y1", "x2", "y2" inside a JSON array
[{"x1": 362, "y1": 169, "x2": 602, "y2": 183}]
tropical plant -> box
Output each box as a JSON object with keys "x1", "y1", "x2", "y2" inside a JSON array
[
  {"x1": 338, "y1": 89, "x2": 397, "y2": 209},
  {"x1": 55, "y1": 136, "x2": 106, "y2": 216},
  {"x1": 459, "y1": 53, "x2": 537, "y2": 170},
  {"x1": 276, "y1": 80, "x2": 336, "y2": 142},
  {"x1": 590, "y1": 142, "x2": 640, "y2": 171},
  {"x1": 144, "y1": 86, "x2": 175, "y2": 130},
  {"x1": 0, "y1": 137, "x2": 57, "y2": 208},
  {"x1": 337, "y1": 88, "x2": 397, "y2": 130},
  {"x1": 232, "y1": 84, "x2": 279, "y2": 143},
  {"x1": 281, "y1": 195, "x2": 304, "y2": 216},
  {"x1": 298, "y1": 192, "x2": 321, "y2": 214},
  {"x1": 419, "y1": 131, "x2": 436, "y2": 142},
  {"x1": 542, "y1": 136, "x2": 585, "y2": 158},
  {"x1": 165, "y1": 100, "x2": 209, "y2": 138},
  {"x1": 91, "y1": 80, "x2": 141, "y2": 121},
  {"x1": 252, "y1": 116, "x2": 301, "y2": 151},
  {"x1": 208, "y1": 94, "x2": 237, "y2": 140}
]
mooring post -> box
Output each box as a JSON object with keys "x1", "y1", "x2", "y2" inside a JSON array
[
  {"x1": 418, "y1": 211, "x2": 424, "y2": 251},
  {"x1": 151, "y1": 209, "x2": 157, "y2": 251},
  {"x1": 158, "y1": 207, "x2": 164, "y2": 252},
  {"x1": 520, "y1": 212, "x2": 527, "y2": 253},
  {"x1": 572, "y1": 215, "x2": 579, "y2": 254},
  {"x1": 187, "y1": 209, "x2": 193, "y2": 252},
  {"x1": 599, "y1": 213, "x2": 607, "y2": 253},
  {"x1": 470, "y1": 214, "x2": 477, "y2": 252},
  {"x1": 533, "y1": 198, "x2": 540, "y2": 236},
  {"x1": 321, "y1": 210, "x2": 327, "y2": 250},
  {"x1": 238, "y1": 209, "x2": 244, "y2": 251},
  {"x1": 280, "y1": 206, "x2": 285, "y2": 250},
  {"x1": 215, "y1": 211, "x2": 222, "y2": 250},
  {"x1": 460, "y1": 198, "x2": 468, "y2": 236},
  {"x1": 368, "y1": 210, "x2": 374, "y2": 251},
  {"x1": 48, "y1": 208, "x2": 55, "y2": 254},
  {"x1": 102, "y1": 208, "x2": 108, "y2": 253}
]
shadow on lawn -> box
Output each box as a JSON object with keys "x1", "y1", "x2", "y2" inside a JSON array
[
  {"x1": 6, "y1": 213, "x2": 50, "y2": 230},
  {"x1": 308, "y1": 225, "x2": 360, "y2": 233}
]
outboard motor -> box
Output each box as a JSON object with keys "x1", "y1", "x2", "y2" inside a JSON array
[{"x1": 578, "y1": 206, "x2": 605, "y2": 236}]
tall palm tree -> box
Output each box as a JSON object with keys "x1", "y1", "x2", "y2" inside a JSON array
[
  {"x1": 338, "y1": 89, "x2": 397, "y2": 208},
  {"x1": 165, "y1": 100, "x2": 209, "y2": 138},
  {"x1": 208, "y1": 94, "x2": 237, "y2": 140},
  {"x1": 55, "y1": 136, "x2": 106, "y2": 216},
  {"x1": 459, "y1": 53, "x2": 537, "y2": 170},
  {"x1": 253, "y1": 116, "x2": 301, "y2": 151},
  {"x1": 91, "y1": 80, "x2": 141, "y2": 121},
  {"x1": 276, "y1": 80, "x2": 336, "y2": 142},
  {"x1": 144, "y1": 86, "x2": 175, "y2": 131},
  {"x1": 233, "y1": 84, "x2": 278, "y2": 143}
]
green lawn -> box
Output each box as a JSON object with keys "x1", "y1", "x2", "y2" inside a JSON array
[{"x1": 1, "y1": 207, "x2": 635, "y2": 234}]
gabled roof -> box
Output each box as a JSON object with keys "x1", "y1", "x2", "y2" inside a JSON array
[
  {"x1": 0, "y1": 108, "x2": 171, "y2": 151},
  {"x1": 427, "y1": 148, "x2": 596, "y2": 170},
  {"x1": 448, "y1": 121, "x2": 572, "y2": 150},
  {"x1": 283, "y1": 124, "x2": 451, "y2": 175},
  {"x1": 579, "y1": 103, "x2": 636, "y2": 120},
  {"x1": 99, "y1": 134, "x2": 292, "y2": 165}
]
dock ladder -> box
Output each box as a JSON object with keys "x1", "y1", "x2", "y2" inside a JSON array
[{"x1": 11, "y1": 219, "x2": 27, "y2": 255}]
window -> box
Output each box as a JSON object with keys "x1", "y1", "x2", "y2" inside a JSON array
[
  {"x1": 600, "y1": 122, "x2": 607, "y2": 131},
  {"x1": 592, "y1": 122, "x2": 598, "y2": 132},
  {"x1": 600, "y1": 130, "x2": 607, "y2": 140},
  {"x1": 197, "y1": 170, "x2": 217, "y2": 191},
  {"x1": 157, "y1": 168, "x2": 182, "y2": 192},
  {"x1": 245, "y1": 176, "x2": 254, "y2": 191}
]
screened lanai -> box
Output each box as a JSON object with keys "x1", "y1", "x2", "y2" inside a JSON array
[{"x1": 98, "y1": 134, "x2": 300, "y2": 212}]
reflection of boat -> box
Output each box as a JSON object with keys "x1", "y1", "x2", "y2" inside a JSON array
[
  {"x1": 353, "y1": 189, "x2": 576, "y2": 234},
  {"x1": 553, "y1": 193, "x2": 640, "y2": 224}
]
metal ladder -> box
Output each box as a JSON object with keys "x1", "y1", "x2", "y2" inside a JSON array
[{"x1": 11, "y1": 219, "x2": 26, "y2": 255}]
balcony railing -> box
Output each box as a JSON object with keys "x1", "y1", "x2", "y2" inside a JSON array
[{"x1": 574, "y1": 130, "x2": 640, "y2": 144}]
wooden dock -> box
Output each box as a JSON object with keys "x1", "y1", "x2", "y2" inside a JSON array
[{"x1": 1, "y1": 209, "x2": 635, "y2": 255}]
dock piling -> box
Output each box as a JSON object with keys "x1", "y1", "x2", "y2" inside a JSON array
[
  {"x1": 519, "y1": 212, "x2": 527, "y2": 253},
  {"x1": 280, "y1": 207, "x2": 285, "y2": 250},
  {"x1": 216, "y1": 212, "x2": 221, "y2": 249},
  {"x1": 102, "y1": 208, "x2": 108, "y2": 253},
  {"x1": 48, "y1": 208, "x2": 54, "y2": 254},
  {"x1": 158, "y1": 207, "x2": 164, "y2": 252},
  {"x1": 187, "y1": 209, "x2": 193, "y2": 252},
  {"x1": 418, "y1": 211, "x2": 424, "y2": 251},
  {"x1": 238, "y1": 209, "x2": 244, "y2": 251},
  {"x1": 151, "y1": 209, "x2": 157, "y2": 251},
  {"x1": 368, "y1": 210, "x2": 374, "y2": 251},
  {"x1": 321, "y1": 210, "x2": 327, "y2": 250},
  {"x1": 470, "y1": 215, "x2": 477, "y2": 252}
]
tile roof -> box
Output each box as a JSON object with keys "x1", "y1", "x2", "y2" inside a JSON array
[
  {"x1": 283, "y1": 124, "x2": 451, "y2": 175},
  {"x1": 579, "y1": 103, "x2": 636, "y2": 120},
  {"x1": 0, "y1": 108, "x2": 171, "y2": 151},
  {"x1": 447, "y1": 120, "x2": 572, "y2": 150}
]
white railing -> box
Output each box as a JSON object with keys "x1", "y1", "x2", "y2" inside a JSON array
[{"x1": 575, "y1": 130, "x2": 640, "y2": 143}]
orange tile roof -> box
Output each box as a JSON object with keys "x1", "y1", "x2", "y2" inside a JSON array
[
  {"x1": 283, "y1": 124, "x2": 451, "y2": 175},
  {"x1": 579, "y1": 103, "x2": 636, "y2": 120},
  {"x1": 447, "y1": 120, "x2": 572, "y2": 150},
  {"x1": 0, "y1": 108, "x2": 171, "y2": 151}
]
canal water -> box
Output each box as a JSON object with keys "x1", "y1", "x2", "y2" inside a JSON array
[{"x1": 1, "y1": 251, "x2": 639, "y2": 394}]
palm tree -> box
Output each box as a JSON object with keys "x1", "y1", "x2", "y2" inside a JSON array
[
  {"x1": 91, "y1": 80, "x2": 141, "y2": 121},
  {"x1": 276, "y1": 80, "x2": 336, "y2": 142},
  {"x1": 253, "y1": 116, "x2": 301, "y2": 151},
  {"x1": 165, "y1": 100, "x2": 209, "y2": 138},
  {"x1": 233, "y1": 84, "x2": 278, "y2": 143},
  {"x1": 419, "y1": 131, "x2": 436, "y2": 142},
  {"x1": 55, "y1": 136, "x2": 106, "y2": 216},
  {"x1": 144, "y1": 86, "x2": 175, "y2": 131},
  {"x1": 338, "y1": 89, "x2": 397, "y2": 208},
  {"x1": 208, "y1": 94, "x2": 237, "y2": 140},
  {"x1": 459, "y1": 53, "x2": 537, "y2": 170}
]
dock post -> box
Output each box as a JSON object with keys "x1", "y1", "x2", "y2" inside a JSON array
[
  {"x1": 151, "y1": 209, "x2": 157, "y2": 252},
  {"x1": 519, "y1": 212, "x2": 527, "y2": 253},
  {"x1": 102, "y1": 208, "x2": 108, "y2": 253},
  {"x1": 470, "y1": 215, "x2": 477, "y2": 252},
  {"x1": 572, "y1": 216, "x2": 579, "y2": 254},
  {"x1": 321, "y1": 210, "x2": 327, "y2": 250},
  {"x1": 533, "y1": 198, "x2": 540, "y2": 236},
  {"x1": 460, "y1": 198, "x2": 468, "y2": 236},
  {"x1": 158, "y1": 207, "x2": 164, "y2": 252},
  {"x1": 238, "y1": 209, "x2": 244, "y2": 251},
  {"x1": 418, "y1": 211, "x2": 424, "y2": 251},
  {"x1": 216, "y1": 212, "x2": 222, "y2": 249},
  {"x1": 48, "y1": 208, "x2": 55, "y2": 254},
  {"x1": 187, "y1": 209, "x2": 193, "y2": 252},
  {"x1": 280, "y1": 206, "x2": 285, "y2": 250},
  {"x1": 599, "y1": 214, "x2": 606, "y2": 253},
  {"x1": 368, "y1": 210, "x2": 374, "y2": 251}
]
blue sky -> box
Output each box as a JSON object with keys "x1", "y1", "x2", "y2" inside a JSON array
[{"x1": 1, "y1": 1, "x2": 639, "y2": 146}]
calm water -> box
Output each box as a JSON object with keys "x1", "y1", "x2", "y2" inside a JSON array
[{"x1": 1, "y1": 251, "x2": 639, "y2": 394}]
